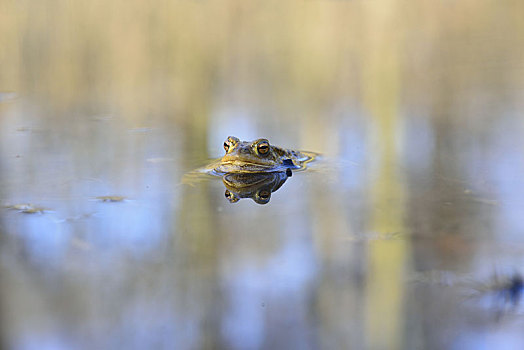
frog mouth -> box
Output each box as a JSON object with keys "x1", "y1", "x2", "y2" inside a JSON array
[
  {"x1": 215, "y1": 162, "x2": 277, "y2": 174},
  {"x1": 219, "y1": 160, "x2": 275, "y2": 168}
]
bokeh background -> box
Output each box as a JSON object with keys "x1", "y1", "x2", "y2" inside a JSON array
[{"x1": 1, "y1": 0, "x2": 524, "y2": 349}]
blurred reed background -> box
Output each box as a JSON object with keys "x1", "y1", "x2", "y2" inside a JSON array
[{"x1": 1, "y1": 0, "x2": 522, "y2": 138}]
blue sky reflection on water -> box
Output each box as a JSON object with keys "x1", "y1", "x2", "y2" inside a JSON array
[
  {"x1": 221, "y1": 234, "x2": 316, "y2": 349},
  {"x1": 2, "y1": 95, "x2": 524, "y2": 348},
  {"x1": 3, "y1": 93, "x2": 524, "y2": 349},
  {"x1": 488, "y1": 119, "x2": 524, "y2": 240}
]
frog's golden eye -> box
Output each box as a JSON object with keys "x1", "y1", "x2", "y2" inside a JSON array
[
  {"x1": 224, "y1": 190, "x2": 239, "y2": 203},
  {"x1": 224, "y1": 136, "x2": 239, "y2": 153},
  {"x1": 258, "y1": 190, "x2": 270, "y2": 200},
  {"x1": 257, "y1": 140, "x2": 270, "y2": 156},
  {"x1": 255, "y1": 189, "x2": 271, "y2": 204}
]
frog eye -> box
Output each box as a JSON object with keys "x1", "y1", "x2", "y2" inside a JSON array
[
  {"x1": 224, "y1": 190, "x2": 239, "y2": 203},
  {"x1": 258, "y1": 190, "x2": 270, "y2": 200},
  {"x1": 256, "y1": 140, "x2": 270, "y2": 156},
  {"x1": 255, "y1": 189, "x2": 271, "y2": 204},
  {"x1": 224, "y1": 136, "x2": 239, "y2": 153}
]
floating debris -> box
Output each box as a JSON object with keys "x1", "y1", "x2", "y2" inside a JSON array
[
  {"x1": 95, "y1": 196, "x2": 126, "y2": 202},
  {"x1": 411, "y1": 269, "x2": 524, "y2": 319},
  {"x1": 466, "y1": 272, "x2": 524, "y2": 320},
  {"x1": 5, "y1": 203, "x2": 49, "y2": 214},
  {"x1": 471, "y1": 273, "x2": 524, "y2": 305}
]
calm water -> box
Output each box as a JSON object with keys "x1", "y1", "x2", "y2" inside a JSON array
[{"x1": 2, "y1": 1, "x2": 524, "y2": 349}]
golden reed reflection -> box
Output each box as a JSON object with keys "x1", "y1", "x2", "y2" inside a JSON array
[
  {"x1": 2, "y1": 0, "x2": 521, "y2": 129},
  {"x1": 360, "y1": 1, "x2": 409, "y2": 349}
]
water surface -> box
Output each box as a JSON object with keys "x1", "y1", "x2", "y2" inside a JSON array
[{"x1": 1, "y1": 1, "x2": 524, "y2": 349}]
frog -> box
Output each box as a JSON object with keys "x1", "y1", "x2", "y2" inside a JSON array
[
  {"x1": 222, "y1": 171, "x2": 290, "y2": 205},
  {"x1": 205, "y1": 136, "x2": 317, "y2": 175}
]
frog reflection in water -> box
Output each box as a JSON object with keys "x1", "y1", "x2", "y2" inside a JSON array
[
  {"x1": 193, "y1": 136, "x2": 317, "y2": 204},
  {"x1": 207, "y1": 136, "x2": 316, "y2": 175},
  {"x1": 223, "y1": 170, "x2": 291, "y2": 205}
]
